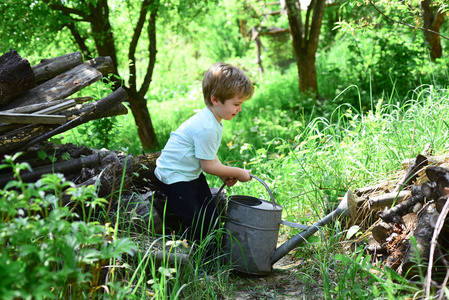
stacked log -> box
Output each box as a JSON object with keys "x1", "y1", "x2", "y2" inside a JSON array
[
  {"x1": 0, "y1": 50, "x2": 128, "y2": 156},
  {"x1": 0, "y1": 50, "x2": 226, "y2": 240},
  {"x1": 0, "y1": 50, "x2": 168, "y2": 232},
  {"x1": 351, "y1": 151, "x2": 449, "y2": 290}
]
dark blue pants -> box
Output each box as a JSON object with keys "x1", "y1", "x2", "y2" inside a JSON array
[{"x1": 155, "y1": 173, "x2": 219, "y2": 243}]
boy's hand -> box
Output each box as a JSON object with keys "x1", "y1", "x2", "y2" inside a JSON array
[
  {"x1": 236, "y1": 169, "x2": 251, "y2": 183},
  {"x1": 221, "y1": 169, "x2": 251, "y2": 186},
  {"x1": 223, "y1": 177, "x2": 238, "y2": 187}
]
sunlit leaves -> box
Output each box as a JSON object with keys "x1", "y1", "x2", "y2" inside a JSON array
[{"x1": 0, "y1": 156, "x2": 137, "y2": 298}]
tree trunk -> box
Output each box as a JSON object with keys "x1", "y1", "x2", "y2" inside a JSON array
[
  {"x1": 297, "y1": 50, "x2": 318, "y2": 93},
  {"x1": 421, "y1": 0, "x2": 445, "y2": 61},
  {"x1": 88, "y1": 0, "x2": 119, "y2": 76},
  {"x1": 87, "y1": 0, "x2": 159, "y2": 150},
  {"x1": 127, "y1": 89, "x2": 158, "y2": 150},
  {"x1": 285, "y1": 0, "x2": 326, "y2": 96}
]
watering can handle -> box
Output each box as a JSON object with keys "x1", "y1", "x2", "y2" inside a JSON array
[
  {"x1": 214, "y1": 175, "x2": 277, "y2": 207},
  {"x1": 250, "y1": 175, "x2": 277, "y2": 207}
]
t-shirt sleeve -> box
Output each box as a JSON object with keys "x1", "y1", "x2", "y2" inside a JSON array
[{"x1": 193, "y1": 128, "x2": 219, "y2": 160}]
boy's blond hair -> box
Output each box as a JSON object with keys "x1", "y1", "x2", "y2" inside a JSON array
[{"x1": 202, "y1": 62, "x2": 254, "y2": 106}]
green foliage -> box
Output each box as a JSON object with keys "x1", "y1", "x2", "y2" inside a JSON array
[
  {"x1": 3, "y1": 0, "x2": 449, "y2": 297},
  {"x1": 73, "y1": 117, "x2": 119, "y2": 149},
  {"x1": 0, "y1": 154, "x2": 136, "y2": 299},
  {"x1": 187, "y1": 2, "x2": 250, "y2": 61},
  {"x1": 57, "y1": 75, "x2": 121, "y2": 150},
  {"x1": 331, "y1": 249, "x2": 419, "y2": 299},
  {"x1": 0, "y1": 1, "x2": 62, "y2": 49},
  {"x1": 317, "y1": 27, "x2": 429, "y2": 111}
]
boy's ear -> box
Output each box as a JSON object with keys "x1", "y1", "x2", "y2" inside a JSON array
[{"x1": 211, "y1": 95, "x2": 220, "y2": 105}]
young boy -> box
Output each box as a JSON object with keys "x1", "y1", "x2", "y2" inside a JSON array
[{"x1": 154, "y1": 62, "x2": 253, "y2": 243}]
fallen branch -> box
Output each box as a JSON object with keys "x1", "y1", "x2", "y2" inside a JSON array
[
  {"x1": 394, "y1": 154, "x2": 428, "y2": 192},
  {"x1": 425, "y1": 197, "x2": 449, "y2": 299},
  {"x1": 0, "y1": 153, "x2": 101, "y2": 188},
  {"x1": 379, "y1": 191, "x2": 425, "y2": 224},
  {"x1": 349, "y1": 190, "x2": 411, "y2": 218},
  {"x1": 16, "y1": 87, "x2": 128, "y2": 153},
  {"x1": 372, "y1": 221, "x2": 393, "y2": 244}
]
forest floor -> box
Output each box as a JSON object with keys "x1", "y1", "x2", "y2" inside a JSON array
[{"x1": 228, "y1": 254, "x2": 324, "y2": 300}]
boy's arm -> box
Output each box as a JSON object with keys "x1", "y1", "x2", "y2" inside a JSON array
[{"x1": 200, "y1": 156, "x2": 251, "y2": 183}]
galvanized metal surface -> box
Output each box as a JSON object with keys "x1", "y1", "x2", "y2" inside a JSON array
[{"x1": 222, "y1": 194, "x2": 283, "y2": 275}]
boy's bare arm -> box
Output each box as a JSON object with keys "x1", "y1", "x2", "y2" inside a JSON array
[{"x1": 200, "y1": 157, "x2": 251, "y2": 183}]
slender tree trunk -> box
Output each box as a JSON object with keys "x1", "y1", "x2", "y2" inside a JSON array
[
  {"x1": 285, "y1": 0, "x2": 325, "y2": 96},
  {"x1": 421, "y1": 0, "x2": 445, "y2": 61},
  {"x1": 127, "y1": 0, "x2": 159, "y2": 150},
  {"x1": 84, "y1": 0, "x2": 158, "y2": 150},
  {"x1": 297, "y1": 47, "x2": 318, "y2": 92},
  {"x1": 126, "y1": 89, "x2": 158, "y2": 150},
  {"x1": 88, "y1": 0, "x2": 119, "y2": 75}
]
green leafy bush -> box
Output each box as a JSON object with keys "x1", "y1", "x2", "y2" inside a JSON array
[{"x1": 0, "y1": 154, "x2": 136, "y2": 299}]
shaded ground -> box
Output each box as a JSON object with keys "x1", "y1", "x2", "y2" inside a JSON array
[{"x1": 229, "y1": 255, "x2": 324, "y2": 300}]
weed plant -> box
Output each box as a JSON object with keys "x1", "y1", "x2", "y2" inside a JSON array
[
  {"x1": 0, "y1": 154, "x2": 136, "y2": 299},
  {"x1": 213, "y1": 82, "x2": 448, "y2": 299},
  {"x1": 16, "y1": 65, "x2": 449, "y2": 298}
]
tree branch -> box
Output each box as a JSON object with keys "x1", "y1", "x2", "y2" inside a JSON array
[
  {"x1": 369, "y1": 0, "x2": 449, "y2": 41},
  {"x1": 140, "y1": 5, "x2": 158, "y2": 97},
  {"x1": 43, "y1": 0, "x2": 91, "y2": 21},
  {"x1": 304, "y1": 0, "x2": 315, "y2": 42},
  {"x1": 65, "y1": 22, "x2": 92, "y2": 58},
  {"x1": 128, "y1": 0, "x2": 151, "y2": 93},
  {"x1": 309, "y1": 0, "x2": 326, "y2": 49}
]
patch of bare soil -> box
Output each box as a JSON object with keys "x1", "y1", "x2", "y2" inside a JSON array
[{"x1": 229, "y1": 255, "x2": 323, "y2": 300}]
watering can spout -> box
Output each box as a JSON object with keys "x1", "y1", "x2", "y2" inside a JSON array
[{"x1": 270, "y1": 189, "x2": 354, "y2": 265}]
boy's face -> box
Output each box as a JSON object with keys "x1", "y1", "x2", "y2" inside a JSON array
[{"x1": 210, "y1": 95, "x2": 246, "y2": 122}]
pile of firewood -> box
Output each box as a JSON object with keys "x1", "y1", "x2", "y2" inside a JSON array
[
  {"x1": 0, "y1": 50, "x2": 173, "y2": 232},
  {"x1": 350, "y1": 149, "x2": 449, "y2": 290},
  {"x1": 0, "y1": 50, "x2": 225, "y2": 240},
  {"x1": 0, "y1": 49, "x2": 128, "y2": 156}
]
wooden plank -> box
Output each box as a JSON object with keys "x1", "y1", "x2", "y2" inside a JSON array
[
  {"x1": 15, "y1": 87, "x2": 128, "y2": 152},
  {"x1": 0, "y1": 63, "x2": 102, "y2": 110},
  {"x1": 64, "y1": 101, "x2": 127, "y2": 119},
  {"x1": 35, "y1": 99, "x2": 76, "y2": 115},
  {"x1": 84, "y1": 56, "x2": 115, "y2": 76},
  {"x1": 0, "y1": 97, "x2": 92, "y2": 114},
  {"x1": 0, "y1": 99, "x2": 76, "y2": 134},
  {"x1": 0, "y1": 124, "x2": 54, "y2": 156},
  {"x1": 32, "y1": 51, "x2": 83, "y2": 84},
  {"x1": 0, "y1": 113, "x2": 66, "y2": 124}
]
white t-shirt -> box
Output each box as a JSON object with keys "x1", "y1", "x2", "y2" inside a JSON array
[{"x1": 155, "y1": 107, "x2": 223, "y2": 184}]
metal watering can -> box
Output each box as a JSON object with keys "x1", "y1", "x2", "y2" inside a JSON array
[{"x1": 221, "y1": 175, "x2": 352, "y2": 275}]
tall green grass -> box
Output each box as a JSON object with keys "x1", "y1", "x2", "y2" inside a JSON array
[
  {"x1": 148, "y1": 79, "x2": 448, "y2": 298},
  {"x1": 41, "y1": 65, "x2": 449, "y2": 298}
]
